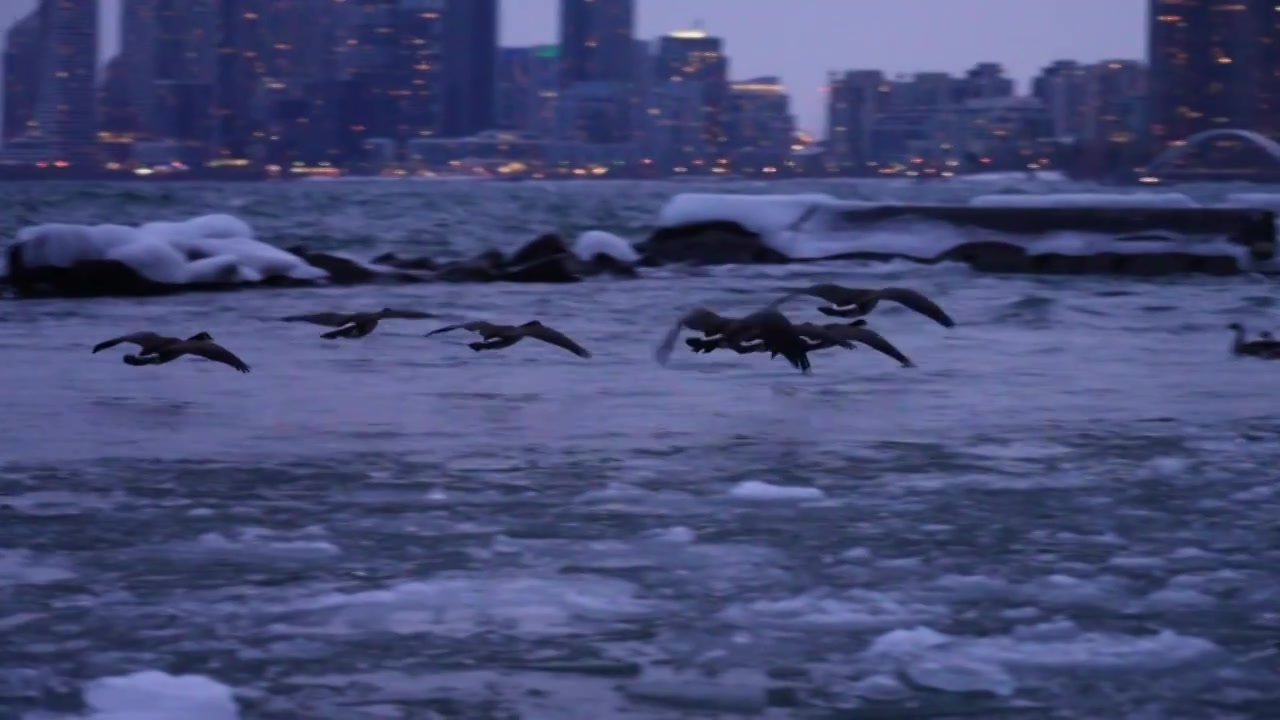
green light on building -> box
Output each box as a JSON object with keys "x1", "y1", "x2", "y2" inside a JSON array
[{"x1": 534, "y1": 45, "x2": 560, "y2": 59}]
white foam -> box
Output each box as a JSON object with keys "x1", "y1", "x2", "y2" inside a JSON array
[
  {"x1": 9, "y1": 214, "x2": 327, "y2": 285},
  {"x1": 653, "y1": 192, "x2": 1266, "y2": 270},
  {"x1": 968, "y1": 192, "x2": 1199, "y2": 209},
  {"x1": 571, "y1": 230, "x2": 640, "y2": 263},
  {"x1": 79, "y1": 670, "x2": 240, "y2": 720},
  {"x1": 727, "y1": 480, "x2": 826, "y2": 501}
]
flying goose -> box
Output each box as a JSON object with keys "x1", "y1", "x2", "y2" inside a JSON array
[
  {"x1": 1228, "y1": 323, "x2": 1280, "y2": 359},
  {"x1": 122, "y1": 339, "x2": 252, "y2": 373},
  {"x1": 776, "y1": 284, "x2": 955, "y2": 328},
  {"x1": 425, "y1": 320, "x2": 592, "y2": 358},
  {"x1": 653, "y1": 307, "x2": 748, "y2": 366},
  {"x1": 282, "y1": 308, "x2": 437, "y2": 339},
  {"x1": 657, "y1": 304, "x2": 852, "y2": 373},
  {"x1": 92, "y1": 331, "x2": 212, "y2": 356},
  {"x1": 689, "y1": 320, "x2": 914, "y2": 368}
]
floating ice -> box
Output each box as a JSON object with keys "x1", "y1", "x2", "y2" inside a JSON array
[
  {"x1": 8, "y1": 214, "x2": 327, "y2": 285},
  {"x1": 79, "y1": 670, "x2": 240, "y2": 720},
  {"x1": 727, "y1": 480, "x2": 826, "y2": 501},
  {"x1": 865, "y1": 621, "x2": 1222, "y2": 697}
]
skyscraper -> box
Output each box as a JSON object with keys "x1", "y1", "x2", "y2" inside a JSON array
[
  {"x1": 1148, "y1": 0, "x2": 1259, "y2": 146},
  {"x1": 654, "y1": 29, "x2": 729, "y2": 151},
  {"x1": 25, "y1": 0, "x2": 99, "y2": 163},
  {"x1": 2, "y1": 7, "x2": 44, "y2": 142},
  {"x1": 559, "y1": 0, "x2": 634, "y2": 86},
  {"x1": 442, "y1": 0, "x2": 498, "y2": 136}
]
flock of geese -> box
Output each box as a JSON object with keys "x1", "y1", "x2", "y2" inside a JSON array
[
  {"x1": 86, "y1": 282, "x2": 1280, "y2": 373},
  {"x1": 86, "y1": 284, "x2": 955, "y2": 374}
]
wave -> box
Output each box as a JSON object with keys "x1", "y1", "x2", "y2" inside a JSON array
[{"x1": 653, "y1": 192, "x2": 1279, "y2": 273}]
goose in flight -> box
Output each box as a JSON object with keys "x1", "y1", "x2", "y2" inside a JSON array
[
  {"x1": 656, "y1": 304, "x2": 852, "y2": 373},
  {"x1": 689, "y1": 320, "x2": 915, "y2": 368},
  {"x1": 92, "y1": 331, "x2": 212, "y2": 356},
  {"x1": 1228, "y1": 323, "x2": 1280, "y2": 359},
  {"x1": 122, "y1": 339, "x2": 252, "y2": 373},
  {"x1": 282, "y1": 308, "x2": 437, "y2": 339},
  {"x1": 776, "y1": 284, "x2": 955, "y2": 328},
  {"x1": 425, "y1": 320, "x2": 592, "y2": 358},
  {"x1": 653, "y1": 307, "x2": 748, "y2": 366}
]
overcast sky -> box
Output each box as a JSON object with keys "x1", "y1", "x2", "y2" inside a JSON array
[{"x1": 2, "y1": 0, "x2": 1146, "y2": 133}]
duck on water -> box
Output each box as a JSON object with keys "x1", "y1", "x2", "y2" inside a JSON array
[{"x1": 1228, "y1": 323, "x2": 1280, "y2": 359}]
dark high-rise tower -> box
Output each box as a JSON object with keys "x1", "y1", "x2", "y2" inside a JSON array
[
  {"x1": 2, "y1": 7, "x2": 44, "y2": 142},
  {"x1": 442, "y1": 0, "x2": 498, "y2": 136},
  {"x1": 24, "y1": 0, "x2": 99, "y2": 163},
  {"x1": 558, "y1": 0, "x2": 634, "y2": 86},
  {"x1": 1148, "y1": 0, "x2": 1258, "y2": 146}
]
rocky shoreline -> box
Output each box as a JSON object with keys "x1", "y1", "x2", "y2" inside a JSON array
[{"x1": 3, "y1": 215, "x2": 1276, "y2": 299}]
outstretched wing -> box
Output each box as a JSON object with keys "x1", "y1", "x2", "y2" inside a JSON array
[
  {"x1": 523, "y1": 324, "x2": 592, "y2": 358},
  {"x1": 793, "y1": 322, "x2": 857, "y2": 350},
  {"x1": 425, "y1": 321, "x2": 488, "y2": 338},
  {"x1": 843, "y1": 327, "x2": 915, "y2": 368},
  {"x1": 654, "y1": 312, "x2": 690, "y2": 366},
  {"x1": 320, "y1": 324, "x2": 358, "y2": 340},
  {"x1": 380, "y1": 309, "x2": 436, "y2": 320},
  {"x1": 92, "y1": 331, "x2": 164, "y2": 354},
  {"x1": 281, "y1": 312, "x2": 355, "y2": 327},
  {"x1": 877, "y1": 287, "x2": 955, "y2": 328},
  {"x1": 774, "y1": 283, "x2": 861, "y2": 308},
  {"x1": 179, "y1": 341, "x2": 252, "y2": 373}
]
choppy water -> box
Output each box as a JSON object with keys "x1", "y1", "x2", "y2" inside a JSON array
[{"x1": 3, "y1": 179, "x2": 1280, "y2": 719}]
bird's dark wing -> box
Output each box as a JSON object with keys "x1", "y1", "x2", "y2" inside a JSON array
[
  {"x1": 178, "y1": 341, "x2": 252, "y2": 373},
  {"x1": 843, "y1": 327, "x2": 915, "y2": 368},
  {"x1": 776, "y1": 283, "x2": 862, "y2": 308},
  {"x1": 281, "y1": 312, "x2": 355, "y2": 327},
  {"x1": 522, "y1": 324, "x2": 591, "y2": 358},
  {"x1": 793, "y1": 321, "x2": 857, "y2": 350},
  {"x1": 877, "y1": 287, "x2": 956, "y2": 328},
  {"x1": 381, "y1": 309, "x2": 437, "y2": 320},
  {"x1": 654, "y1": 312, "x2": 691, "y2": 365},
  {"x1": 92, "y1": 331, "x2": 165, "y2": 354},
  {"x1": 425, "y1": 321, "x2": 488, "y2": 338}
]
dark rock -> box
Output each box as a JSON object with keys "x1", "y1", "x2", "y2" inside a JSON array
[
  {"x1": 372, "y1": 252, "x2": 438, "y2": 271},
  {"x1": 508, "y1": 233, "x2": 571, "y2": 267},
  {"x1": 941, "y1": 241, "x2": 1031, "y2": 273},
  {"x1": 498, "y1": 254, "x2": 582, "y2": 284},
  {"x1": 434, "y1": 249, "x2": 505, "y2": 283},
  {"x1": 287, "y1": 248, "x2": 379, "y2": 285},
  {"x1": 637, "y1": 220, "x2": 789, "y2": 266}
]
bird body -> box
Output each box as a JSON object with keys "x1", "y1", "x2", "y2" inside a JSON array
[
  {"x1": 1228, "y1": 323, "x2": 1280, "y2": 359},
  {"x1": 122, "y1": 339, "x2": 251, "y2": 373},
  {"x1": 283, "y1": 308, "x2": 436, "y2": 339},
  {"x1": 426, "y1": 320, "x2": 592, "y2": 358}
]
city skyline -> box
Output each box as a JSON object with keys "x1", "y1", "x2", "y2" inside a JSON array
[{"x1": 0, "y1": 0, "x2": 1147, "y2": 134}]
